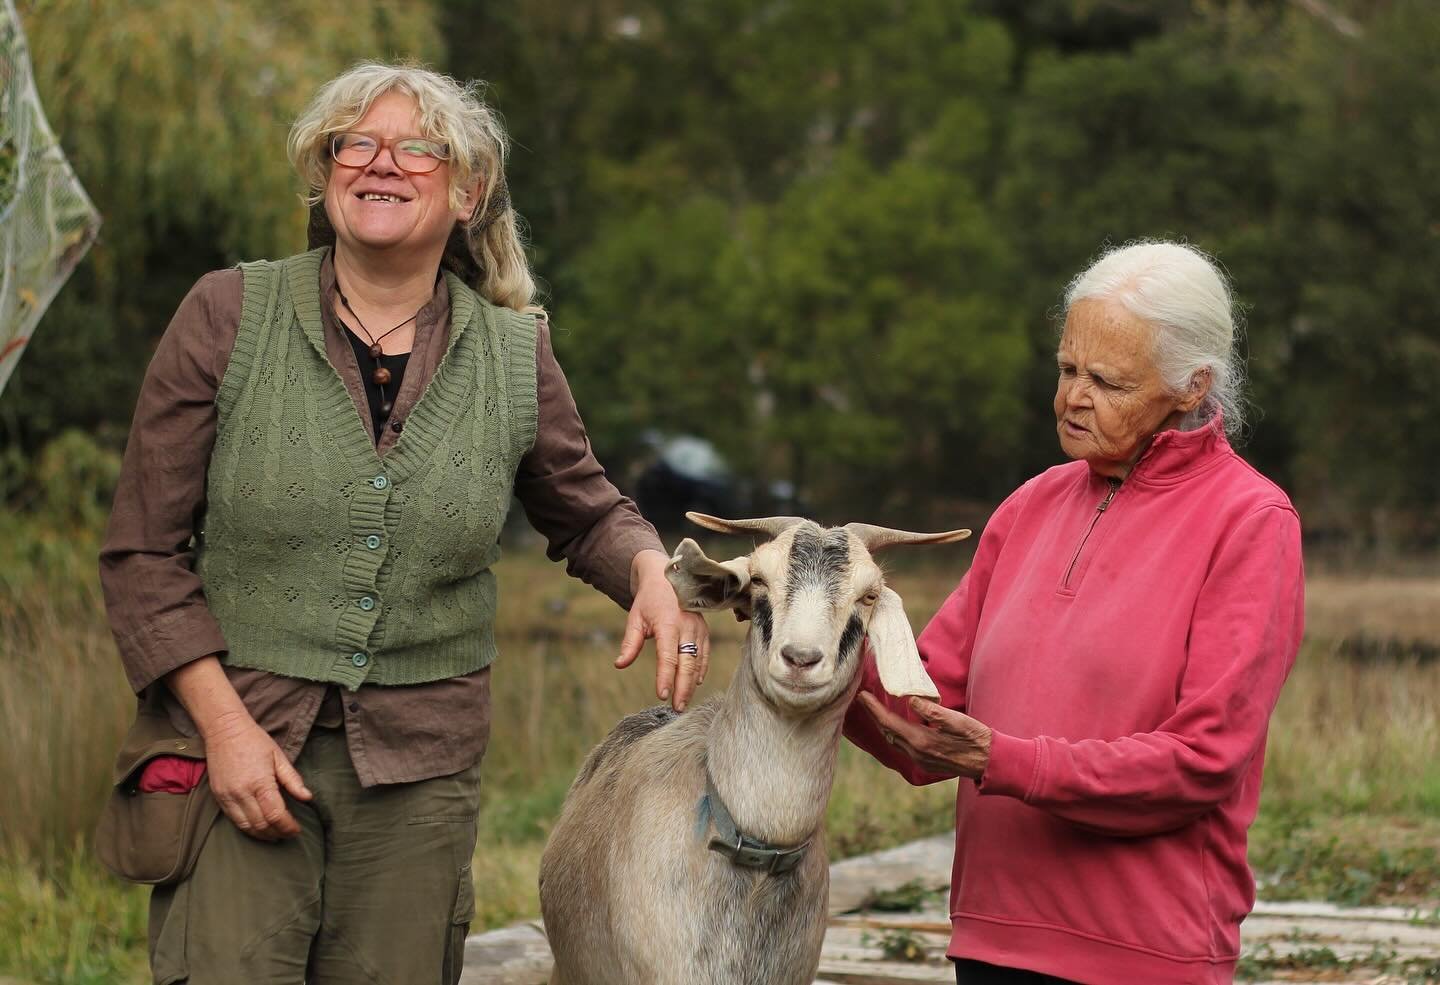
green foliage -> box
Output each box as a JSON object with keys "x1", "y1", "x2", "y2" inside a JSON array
[
  {"x1": 860, "y1": 878, "x2": 945, "y2": 913},
  {"x1": 0, "y1": 848, "x2": 148, "y2": 985},
  {"x1": 25, "y1": 431, "x2": 121, "y2": 530},
  {"x1": 860, "y1": 926, "x2": 931, "y2": 962},
  {"x1": 1267, "y1": 0, "x2": 1440, "y2": 539},
  {"x1": 1250, "y1": 813, "x2": 1440, "y2": 907},
  {"x1": 5, "y1": 0, "x2": 441, "y2": 449},
  {"x1": 4, "y1": 0, "x2": 1438, "y2": 535}
]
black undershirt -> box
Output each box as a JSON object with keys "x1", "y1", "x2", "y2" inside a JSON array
[{"x1": 342, "y1": 325, "x2": 411, "y2": 443}]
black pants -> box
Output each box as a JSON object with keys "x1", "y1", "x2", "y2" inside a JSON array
[{"x1": 955, "y1": 958, "x2": 1082, "y2": 985}]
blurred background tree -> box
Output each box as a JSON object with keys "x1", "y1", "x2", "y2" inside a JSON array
[
  {"x1": 5, "y1": 0, "x2": 1436, "y2": 547},
  {"x1": 3, "y1": 0, "x2": 438, "y2": 450}
]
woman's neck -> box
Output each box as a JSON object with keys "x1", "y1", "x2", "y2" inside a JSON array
[{"x1": 332, "y1": 245, "x2": 440, "y2": 320}]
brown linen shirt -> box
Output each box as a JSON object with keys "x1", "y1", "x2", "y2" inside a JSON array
[{"x1": 99, "y1": 253, "x2": 663, "y2": 785}]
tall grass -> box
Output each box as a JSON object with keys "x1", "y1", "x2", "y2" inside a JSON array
[{"x1": 1, "y1": 514, "x2": 1437, "y2": 982}]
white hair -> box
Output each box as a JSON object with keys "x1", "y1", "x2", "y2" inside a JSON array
[{"x1": 1064, "y1": 240, "x2": 1247, "y2": 438}]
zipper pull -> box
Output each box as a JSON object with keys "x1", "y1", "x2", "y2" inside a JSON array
[{"x1": 1097, "y1": 478, "x2": 1120, "y2": 513}]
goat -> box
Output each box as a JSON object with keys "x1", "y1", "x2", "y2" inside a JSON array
[{"x1": 538, "y1": 512, "x2": 970, "y2": 985}]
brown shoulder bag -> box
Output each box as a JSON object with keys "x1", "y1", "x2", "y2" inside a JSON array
[{"x1": 94, "y1": 690, "x2": 221, "y2": 885}]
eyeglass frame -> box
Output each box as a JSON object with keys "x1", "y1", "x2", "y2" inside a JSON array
[{"x1": 327, "y1": 131, "x2": 452, "y2": 175}]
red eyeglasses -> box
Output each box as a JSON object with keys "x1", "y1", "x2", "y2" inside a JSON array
[{"x1": 329, "y1": 132, "x2": 451, "y2": 175}]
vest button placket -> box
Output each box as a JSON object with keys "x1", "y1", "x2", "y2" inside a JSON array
[{"x1": 197, "y1": 252, "x2": 535, "y2": 688}]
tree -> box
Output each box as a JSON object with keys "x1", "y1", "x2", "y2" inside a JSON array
[
  {"x1": 1265, "y1": 0, "x2": 1440, "y2": 543},
  {"x1": 2, "y1": 1, "x2": 440, "y2": 451}
]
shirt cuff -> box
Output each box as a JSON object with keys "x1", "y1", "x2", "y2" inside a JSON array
[
  {"x1": 115, "y1": 605, "x2": 230, "y2": 693},
  {"x1": 977, "y1": 730, "x2": 1041, "y2": 800},
  {"x1": 590, "y1": 525, "x2": 667, "y2": 609}
]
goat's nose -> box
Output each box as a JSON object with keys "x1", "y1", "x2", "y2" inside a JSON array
[{"x1": 781, "y1": 643, "x2": 825, "y2": 669}]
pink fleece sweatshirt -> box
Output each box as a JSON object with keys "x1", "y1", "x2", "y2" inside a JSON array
[{"x1": 846, "y1": 416, "x2": 1304, "y2": 985}]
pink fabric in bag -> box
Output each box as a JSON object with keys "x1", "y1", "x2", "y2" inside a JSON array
[{"x1": 137, "y1": 756, "x2": 207, "y2": 794}]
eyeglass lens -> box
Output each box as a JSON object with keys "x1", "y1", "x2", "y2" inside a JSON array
[{"x1": 331, "y1": 133, "x2": 446, "y2": 174}]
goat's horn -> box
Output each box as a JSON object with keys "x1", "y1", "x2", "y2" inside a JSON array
[
  {"x1": 843, "y1": 523, "x2": 972, "y2": 552},
  {"x1": 685, "y1": 512, "x2": 808, "y2": 540}
]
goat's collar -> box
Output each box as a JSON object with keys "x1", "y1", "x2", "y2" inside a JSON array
[{"x1": 700, "y1": 769, "x2": 811, "y2": 876}]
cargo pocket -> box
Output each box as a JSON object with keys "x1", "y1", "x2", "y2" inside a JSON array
[
  {"x1": 442, "y1": 863, "x2": 475, "y2": 985},
  {"x1": 148, "y1": 878, "x2": 190, "y2": 985}
]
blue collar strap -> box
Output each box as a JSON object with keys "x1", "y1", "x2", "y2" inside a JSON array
[{"x1": 701, "y1": 770, "x2": 811, "y2": 875}]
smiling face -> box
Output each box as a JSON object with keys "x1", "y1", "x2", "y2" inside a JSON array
[
  {"x1": 1054, "y1": 298, "x2": 1206, "y2": 479},
  {"x1": 323, "y1": 90, "x2": 475, "y2": 262}
]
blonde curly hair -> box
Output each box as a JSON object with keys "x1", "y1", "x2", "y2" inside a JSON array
[{"x1": 288, "y1": 61, "x2": 538, "y2": 312}]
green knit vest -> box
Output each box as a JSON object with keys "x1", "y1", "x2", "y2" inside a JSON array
[{"x1": 195, "y1": 248, "x2": 538, "y2": 689}]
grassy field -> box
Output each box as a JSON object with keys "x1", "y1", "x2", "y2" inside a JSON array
[{"x1": 1, "y1": 513, "x2": 1438, "y2": 984}]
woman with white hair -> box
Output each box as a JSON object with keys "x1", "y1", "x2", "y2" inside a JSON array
[
  {"x1": 99, "y1": 62, "x2": 708, "y2": 982},
  {"x1": 850, "y1": 241, "x2": 1304, "y2": 985}
]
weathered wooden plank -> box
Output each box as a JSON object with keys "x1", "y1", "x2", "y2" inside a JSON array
[
  {"x1": 830, "y1": 913, "x2": 952, "y2": 934},
  {"x1": 821, "y1": 923, "x2": 950, "y2": 961},
  {"x1": 1249, "y1": 934, "x2": 1439, "y2": 962},
  {"x1": 458, "y1": 922, "x2": 552, "y2": 985},
  {"x1": 1251, "y1": 899, "x2": 1440, "y2": 924},
  {"x1": 828, "y1": 833, "x2": 954, "y2": 915},
  {"x1": 1244, "y1": 913, "x2": 1440, "y2": 951},
  {"x1": 814, "y1": 958, "x2": 955, "y2": 984},
  {"x1": 458, "y1": 829, "x2": 1440, "y2": 985}
]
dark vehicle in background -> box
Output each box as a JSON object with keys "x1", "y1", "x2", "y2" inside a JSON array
[{"x1": 632, "y1": 432, "x2": 799, "y2": 533}]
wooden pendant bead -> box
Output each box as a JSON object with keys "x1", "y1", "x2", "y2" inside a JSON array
[
  {"x1": 368, "y1": 344, "x2": 383, "y2": 359},
  {"x1": 372, "y1": 367, "x2": 393, "y2": 386}
]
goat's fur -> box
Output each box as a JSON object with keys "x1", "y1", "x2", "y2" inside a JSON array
[{"x1": 539, "y1": 515, "x2": 968, "y2": 985}]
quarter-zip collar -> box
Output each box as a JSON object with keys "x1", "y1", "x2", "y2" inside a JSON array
[{"x1": 1097, "y1": 410, "x2": 1231, "y2": 489}]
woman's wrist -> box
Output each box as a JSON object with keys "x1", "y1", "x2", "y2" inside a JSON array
[
  {"x1": 629, "y1": 548, "x2": 670, "y2": 595},
  {"x1": 164, "y1": 654, "x2": 254, "y2": 743}
]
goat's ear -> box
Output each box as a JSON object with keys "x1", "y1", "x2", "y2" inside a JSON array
[
  {"x1": 666, "y1": 538, "x2": 751, "y2": 612},
  {"x1": 866, "y1": 587, "x2": 941, "y2": 699}
]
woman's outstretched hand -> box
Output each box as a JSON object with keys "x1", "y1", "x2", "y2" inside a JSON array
[
  {"x1": 858, "y1": 692, "x2": 993, "y2": 780},
  {"x1": 616, "y1": 549, "x2": 710, "y2": 711}
]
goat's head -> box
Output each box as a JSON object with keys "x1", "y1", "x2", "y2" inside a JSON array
[{"x1": 667, "y1": 513, "x2": 970, "y2": 714}]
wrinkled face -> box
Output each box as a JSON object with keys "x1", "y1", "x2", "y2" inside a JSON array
[
  {"x1": 324, "y1": 91, "x2": 475, "y2": 259},
  {"x1": 1054, "y1": 298, "x2": 1204, "y2": 480},
  {"x1": 743, "y1": 524, "x2": 883, "y2": 713}
]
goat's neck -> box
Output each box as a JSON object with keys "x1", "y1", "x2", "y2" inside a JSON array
[{"x1": 705, "y1": 646, "x2": 850, "y2": 846}]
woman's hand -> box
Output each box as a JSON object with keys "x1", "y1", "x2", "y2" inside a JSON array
[
  {"x1": 164, "y1": 657, "x2": 313, "y2": 841},
  {"x1": 616, "y1": 549, "x2": 710, "y2": 711},
  {"x1": 204, "y1": 711, "x2": 314, "y2": 841},
  {"x1": 858, "y1": 693, "x2": 993, "y2": 780}
]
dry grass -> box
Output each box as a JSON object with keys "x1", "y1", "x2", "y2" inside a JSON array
[
  {"x1": 0, "y1": 517, "x2": 1436, "y2": 982},
  {"x1": 1304, "y1": 573, "x2": 1440, "y2": 643}
]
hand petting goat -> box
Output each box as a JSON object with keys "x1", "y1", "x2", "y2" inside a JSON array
[
  {"x1": 616, "y1": 548, "x2": 710, "y2": 712},
  {"x1": 858, "y1": 692, "x2": 993, "y2": 780}
]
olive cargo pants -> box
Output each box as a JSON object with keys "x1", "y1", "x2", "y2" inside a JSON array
[{"x1": 147, "y1": 723, "x2": 481, "y2": 984}]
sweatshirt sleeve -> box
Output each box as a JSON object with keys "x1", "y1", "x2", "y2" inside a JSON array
[
  {"x1": 843, "y1": 483, "x2": 1027, "y2": 784},
  {"x1": 979, "y1": 504, "x2": 1304, "y2": 835}
]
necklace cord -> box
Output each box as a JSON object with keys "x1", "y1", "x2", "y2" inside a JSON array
[{"x1": 334, "y1": 279, "x2": 427, "y2": 421}]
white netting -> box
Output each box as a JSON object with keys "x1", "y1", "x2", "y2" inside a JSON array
[{"x1": 0, "y1": 0, "x2": 101, "y2": 398}]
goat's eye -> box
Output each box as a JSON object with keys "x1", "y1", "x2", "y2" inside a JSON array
[
  {"x1": 861, "y1": 591, "x2": 879, "y2": 606},
  {"x1": 749, "y1": 575, "x2": 767, "y2": 591}
]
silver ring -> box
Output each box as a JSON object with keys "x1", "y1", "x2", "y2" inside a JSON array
[{"x1": 678, "y1": 641, "x2": 699, "y2": 656}]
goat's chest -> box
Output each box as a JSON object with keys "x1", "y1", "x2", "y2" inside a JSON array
[{"x1": 689, "y1": 856, "x2": 831, "y2": 983}]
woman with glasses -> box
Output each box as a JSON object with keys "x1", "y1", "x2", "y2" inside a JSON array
[{"x1": 99, "y1": 62, "x2": 708, "y2": 983}]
